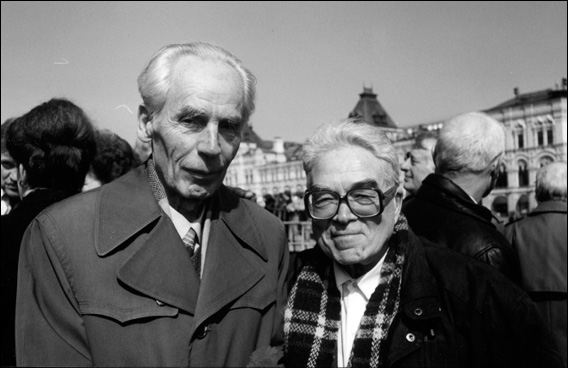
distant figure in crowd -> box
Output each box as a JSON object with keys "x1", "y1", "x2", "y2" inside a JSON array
[
  {"x1": 505, "y1": 161, "x2": 567, "y2": 366},
  {"x1": 1, "y1": 98, "x2": 96, "y2": 367},
  {"x1": 400, "y1": 130, "x2": 437, "y2": 198},
  {"x1": 83, "y1": 129, "x2": 136, "y2": 191},
  {"x1": 1, "y1": 118, "x2": 20, "y2": 215},
  {"x1": 403, "y1": 112, "x2": 521, "y2": 284},
  {"x1": 16, "y1": 42, "x2": 288, "y2": 367},
  {"x1": 284, "y1": 118, "x2": 563, "y2": 368}
]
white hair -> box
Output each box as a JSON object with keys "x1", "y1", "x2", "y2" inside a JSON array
[
  {"x1": 302, "y1": 118, "x2": 400, "y2": 187},
  {"x1": 137, "y1": 42, "x2": 256, "y2": 123},
  {"x1": 434, "y1": 112, "x2": 505, "y2": 176},
  {"x1": 536, "y1": 161, "x2": 567, "y2": 202}
]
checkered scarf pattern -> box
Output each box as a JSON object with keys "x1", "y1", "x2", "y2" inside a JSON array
[{"x1": 284, "y1": 216, "x2": 408, "y2": 368}]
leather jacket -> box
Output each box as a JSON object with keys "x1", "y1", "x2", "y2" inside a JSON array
[
  {"x1": 402, "y1": 173, "x2": 521, "y2": 285},
  {"x1": 287, "y1": 229, "x2": 563, "y2": 367}
]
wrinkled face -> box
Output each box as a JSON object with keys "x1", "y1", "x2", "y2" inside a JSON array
[
  {"x1": 400, "y1": 148, "x2": 435, "y2": 195},
  {"x1": 1, "y1": 151, "x2": 18, "y2": 198},
  {"x1": 143, "y1": 56, "x2": 244, "y2": 209},
  {"x1": 309, "y1": 147, "x2": 402, "y2": 274}
]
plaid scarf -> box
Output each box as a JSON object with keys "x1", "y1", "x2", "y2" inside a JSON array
[{"x1": 284, "y1": 216, "x2": 409, "y2": 368}]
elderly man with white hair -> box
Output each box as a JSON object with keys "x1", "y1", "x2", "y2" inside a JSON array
[
  {"x1": 505, "y1": 161, "x2": 567, "y2": 366},
  {"x1": 403, "y1": 112, "x2": 521, "y2": 284},
  {"x1": 284, "y1": 118, "x2": 562, "y2": 368}
]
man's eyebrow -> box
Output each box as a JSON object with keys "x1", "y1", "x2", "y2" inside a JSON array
[{"x1": 174, "y1": 106, "x2": 207, "y2": 120}]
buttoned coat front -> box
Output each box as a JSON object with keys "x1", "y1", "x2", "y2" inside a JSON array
[{"x1": 16, "y1": 166, "x2": 289, "y2": 367}]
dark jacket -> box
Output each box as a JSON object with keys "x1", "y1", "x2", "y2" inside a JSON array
[
  {"x1": 1, "y1": 188, "x2": 74, "y2": 367},
  {"x1": 16, "y1": 166, "x2": 289, "y2": 367},
  {"x1": 288, "y1": 230, "x2": 563, "y2": 367},
  {"x1": 402, "y1": 173, "x2": 521, "y2": 285},
  {"x1": 505, "y1": 201, "x2": 567, "y2": 366}
]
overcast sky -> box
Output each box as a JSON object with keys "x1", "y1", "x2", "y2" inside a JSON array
[{"x1": 2, "y1": 1, "x2": 566, "y2": 145}]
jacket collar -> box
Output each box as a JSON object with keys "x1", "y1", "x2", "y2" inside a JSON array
[
  {"x1": 94, "y1": 166, "x2": 267, "y2": 324},
  {"x1": 530, "y1": 200, "x2": 567, "y2": 216},
  {"x1": 418, "y1": 173, "x2": 494, "y2": 224}
]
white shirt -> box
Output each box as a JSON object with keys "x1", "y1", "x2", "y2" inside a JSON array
[
  {"x1": 334, "y1": 251, "x2": 388, "y2": 367},
  {"x1": 168, "y1": 204, "x2": 211, "y2": 278}
]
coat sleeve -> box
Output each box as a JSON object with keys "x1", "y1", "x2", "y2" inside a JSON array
[
  {"x1": 16, "y1": 215, "x2": 92, "y2": 366},
  {"x1": 271, "y1": 220, "x2": 290, "y2": 347}
]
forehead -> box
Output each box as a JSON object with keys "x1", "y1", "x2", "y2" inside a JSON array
[
  {"x1": 167, "y1": 55, "x2": 244, "y2": 112},
  {"x1": 309, "y1": 147, "x2": 389, "y2": 190}
]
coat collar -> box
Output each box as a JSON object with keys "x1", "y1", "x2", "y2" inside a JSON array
[
  {"x1": 94, "y1": 166, "x2": 267, "y2": 324},
  {"x1": 530, "y1": 200, "x2": 567, "y2": 216},
  {"x1": 419, "y1": 173, "x2": 493, "y2": 225}
]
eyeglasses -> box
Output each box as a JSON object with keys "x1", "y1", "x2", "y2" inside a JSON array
[{"x1": 304, "y1": 185, "x2": 398, "y2": 220}]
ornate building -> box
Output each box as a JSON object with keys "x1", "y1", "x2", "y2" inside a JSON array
[{"x1": 224, "y1": 80, "x2": 567, "y2": 222}]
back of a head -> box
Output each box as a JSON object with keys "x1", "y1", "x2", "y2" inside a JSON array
[
  {"x1": 91, "y1": 129, "x2": 136, "y2": 184},
  {"x1": 434, "y1": 112, "x2": 505, "y2": 176},
  {"x1": 6, "y1": 98, "x2": 96, "y2": 194},
  {"x1": 137, "y1": 42, "x2": 256, "y2": 123},
  {"x1": 535, "y1": 161, "x2": 567, "y2": 203},
  {"x1": 302, "y1": 118, "x2": 399, "y2": 187},
  {"x1": 1, "y1": 118, "x2": 16, "y2": 155}
]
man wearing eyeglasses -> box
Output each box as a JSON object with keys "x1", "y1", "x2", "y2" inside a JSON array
[{"x1": 283, "y1": 118, "x2": 562, "y2": 367}]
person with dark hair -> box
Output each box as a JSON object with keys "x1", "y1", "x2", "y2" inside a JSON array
[
  {"x1": 83, "y1": 129, "x2": 136, "y2": 191},
  {"x1": 505, "y1": 161, "x2": 567, "y2": 366},
  {"x1": 15, "y1": 42, "x2": 288, "y2": 367},
  {"x1": 1, "y1": 118, "x2": 20, "y2": 215},
  {"x1": 1, "y1": 98, "x2": 96, "y2": 366},
  {"x1": 284, "y1": 118, "x2": 562, "y2": 368}
]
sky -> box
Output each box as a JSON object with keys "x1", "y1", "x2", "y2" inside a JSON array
[{"x1": 2, "y1": 1, "x2": 567, "y2": 146}]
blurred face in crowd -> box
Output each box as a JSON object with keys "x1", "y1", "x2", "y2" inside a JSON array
[
  {"x1": 139, "y1": 56, "x2": 244, "y2": 213},
  {"x1": 308, "y1": 146, "x2": 402, "y2": 277},
  {"x1": 1, "y1": 151, "x2": 18, "y2": 198},
  {"x1": 400, "y1": 138, "x2": 437, "y2": 195}
]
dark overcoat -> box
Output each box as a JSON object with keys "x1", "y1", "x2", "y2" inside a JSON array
[
  {"x1": 505, "y1": 201, "x2": 567, "y2": 366},
  {"x1": 16, "y1": 166, "x2": 289, "y2": 367}
]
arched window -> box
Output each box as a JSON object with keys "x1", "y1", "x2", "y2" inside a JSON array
[
  {"x1": 540, "y1": 156, "x2": 553, "y2": 167},
  {"x1": 492, "y1": 196, "x2": 508, "y2": 218},
  {"x1": 516, "y1": 195, "x2": 530, "y2": 217},
  {"x1": 495, "y1": 163, "x2": 508, "y2": 188},
  {"x1": 518, "y1": 160, "x2": 529, "y2": 187}
]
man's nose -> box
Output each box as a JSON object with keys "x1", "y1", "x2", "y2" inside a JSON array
[
  {"x1": 333, "y1": 201, "x2": 356, "y2": 223},
  {"x1": 401, "y1": 158, "x2": 410, "y2": 171},
  {"x1": 198, "y1": 123, "x2": 221, "y2": 156}
]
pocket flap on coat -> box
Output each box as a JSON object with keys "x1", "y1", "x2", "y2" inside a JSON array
[
  {"x1": 79, "y1": 299, "x2": 179, "y2": 323},
  {"x1": 229, "y1": 285, "x2": 277, "y2": 311}
]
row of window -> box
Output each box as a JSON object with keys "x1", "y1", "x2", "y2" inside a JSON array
[
  {"x1": 515, "y1": 127, "x2": 554, "y2": 149},
  {"x1": 495, "y1": 157, "x2": 554, "y2": 188}
]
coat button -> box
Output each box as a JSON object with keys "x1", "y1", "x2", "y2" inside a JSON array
[
  {"x1": 156, "y1": 300, "x2": 164, "y2": 306},
  {"x1": 406, "y1": 333, "x2": 416, "y2": 343},
  {"x1": 196, "y1": 326, "x2": 209, "y2": 339},
  {"x1": 413, "y1": 307, "x2": 423, "y2": 316}
]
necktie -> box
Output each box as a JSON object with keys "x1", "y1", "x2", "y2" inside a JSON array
[{"x1": 183, "y1": 228, "x2": 201, "y2": 277}]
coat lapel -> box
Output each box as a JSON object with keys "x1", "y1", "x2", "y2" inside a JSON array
[
  {"x1": 94, "y1": 167, "x2": 200, "y2": 314},
  {"x1": 193, "y1": 186, "x2": 267, "y2": 327}
]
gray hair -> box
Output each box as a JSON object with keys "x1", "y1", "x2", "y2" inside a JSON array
[
  {"x1": 302, "y1": 118, "x2": 400, "y2": 187},
  {"x1": 434, "y1": 112, "x2": 505, "y2": 176},
  {"x1": 535, "y1": 161, "x2": 567, "y2": 202},
  {"x1": 137, "y1": 42, "x2": 256, "y2": 123}
]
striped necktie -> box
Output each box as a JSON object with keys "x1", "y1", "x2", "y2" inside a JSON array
[{"x1": 182, "y1": 228, "x2": 201, "y2": 277}]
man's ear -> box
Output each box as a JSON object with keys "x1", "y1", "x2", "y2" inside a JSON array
[
  {"x1": 394, "y1": 184, "x2": 405, "y2": 219},
  {"x1": 137, "y1": 105, "x2": 153, "y2": 143}
]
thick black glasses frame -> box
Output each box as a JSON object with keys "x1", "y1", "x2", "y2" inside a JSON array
[{"x1": 304, "y1": 185, "x2": 398, "y2": 220}]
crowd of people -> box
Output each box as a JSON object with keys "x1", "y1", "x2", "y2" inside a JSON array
[{"x1": 0, "y1": 41, "x2": 566, "y2": 367}]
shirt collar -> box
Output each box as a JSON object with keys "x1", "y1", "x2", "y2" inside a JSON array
[
  {"x1": 169, "y1": 204, "x2": 204, "y2": 241},
  {"x1": 333, "y1": 249, "x2": 388, "y2": 301}
]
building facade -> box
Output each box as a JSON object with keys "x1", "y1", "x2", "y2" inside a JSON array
[{"x1": 224, "y1": 81, "x2": 567, "y2": 223}]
